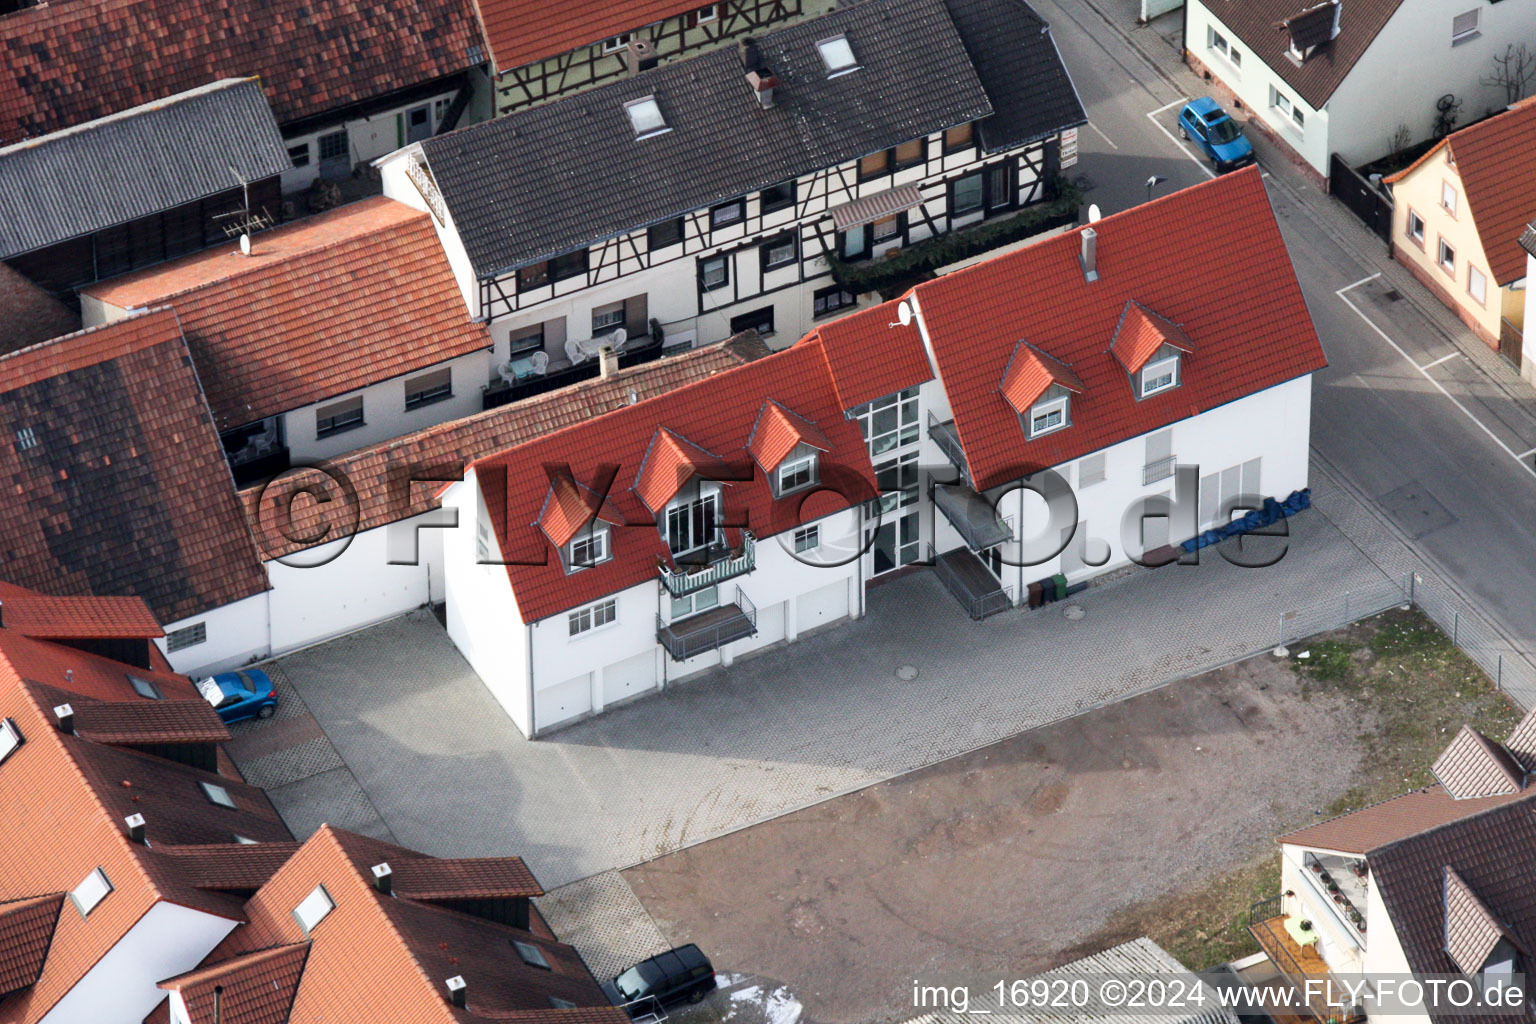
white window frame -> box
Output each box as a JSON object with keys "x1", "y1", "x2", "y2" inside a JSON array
[
  {"x1": 293, "y1": 884, "x2": 335, "y2": 935},
  {"x1": 695, "y1": 4, "x2": 717, "y2": 23},
  {"x1": 1407, "y1": 209, "x2": 1426, "y2": 243},
  {"x1": 776, "y1": 453, "x2": 818, "y2": 494},
  {"x1": 602, "y1": 33, "x2": 633, "y2": 53},
  {"x1": 201, "y1": 781, "x2": 237, "y2": 809},
  {"x1": 1270, "y1": 87, "x2": 1304, "y2": 129},
  {"x1": 700, "y1": 254, "x2": 729, "y2": 290},
  {"x1": 1451, "y1": 9, "x2": 1480, "y2": 44},
  {"x1": 70, "y1": 868, "x2": 113, "y2": 918},
  {"x1": 854, "y1": 387, "x2": 920, "y2": 458},
  {"x1": 567, "y1": 525, "x2": 611, "y2": 571},
  {"x1": 1468, "y1": 264, "x2": 1487, "y2": 305},
  {"x1": 624, "y1": 95, "x2": 669, "y2": 140},
  {"x1": 568, "y1": 598, "x2": 618, "y2": 637},
  {"x1": 1442, "y1": 180, "x2": 1458, "y2": 214},
  {"x1": 664, "y1": 487, "x2": 721, "y2": 555},
  {"x1": 1438, "y1": 238, "x2": 1456, "y2": 272},
  {"x1": 670, "y1": 586, "x2": 719, "y2": 619},
  {"x1": 592, "y1": 302, "x2": 626, "y2": 334},
  {"x1": 1140, "y1": 355, "x2": 1180, "y2": 396},
  {"x1": 1027, "y1": 395, "x2": 1070, "y2": 438},
  {"x1": 0, "y1": 718, "x2": 22, "y2": 765},
  {"x1": 793, "y1": 525, "x2": 820, "y2": 553},
  {"x1": 816, "y1": 34, "x2": 859, "y2": 77}
]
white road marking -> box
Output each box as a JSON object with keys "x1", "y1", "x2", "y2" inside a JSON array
[
  {"x1": 1520, "y1": 447, "x2": 1536, "y2": 460},
  {"x1": 1087, "y1": 120, "x2": 1119, "y2": 150},
  {"x1": 1145, "y1": 100, "x2": 1216, "y2": 180},
  {"x1": 1336, "y1": 275, "x2": 1536, "y2": 481},
  {"x1": 1419, "y1": 352, "x2": 1459, "y2": 371}
]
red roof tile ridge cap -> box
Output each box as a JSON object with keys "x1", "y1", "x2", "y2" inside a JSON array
[
  {"x1": 157, "y1": 940, "x2": 310, "y2": 989},
  {"x1": 0, "y1": 305, "x2": 178, "y2": 367},
  {"x1": 311, "y1": 825, "x2": 460, "y2": 1024},
  {"x1": 1382, "y1": 136, "x2": 1448, "y2": 184},
  {"x1": 10, "y1": 677, "x2": 169, "y2": 905}
]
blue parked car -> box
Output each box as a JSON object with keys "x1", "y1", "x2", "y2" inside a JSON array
[
  {"x1": 1178, "y1": 97, "x2": 1254, "y2": 172},
  {"x1": 197, "y1": 669, "x2": 278, "y2": 723}
]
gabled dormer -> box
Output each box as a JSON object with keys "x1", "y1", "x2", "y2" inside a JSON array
[
  {"x1": 747, "y1": 400, "x2": 833, "y2": 498},
  {"x1": 998, "y1": 340, "x2": 1085, "y2": 440},
  {"x1": 1283, "y1": 0, "x2": 1341, "y2": 64},
  {"x1": 1443, "y1": 867, "x2": 1525, "y2": 990},
  {"x1": 534, "y1": 473, "x2": 625, "y2": 574},
  {"x1": 635, "y1": 428, "x2": 732, "y2": 562},
  {"x1": 1431, "y1": 725, "x2": 1527, "y2": 799},
  {"x1": 1110, "y1": 301, "x2": 1195, "y2": 400}
]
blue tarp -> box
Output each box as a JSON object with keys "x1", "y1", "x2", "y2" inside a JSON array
[{"x1": 1179, "y1": 488, "x2": 1311, "y2": 554}]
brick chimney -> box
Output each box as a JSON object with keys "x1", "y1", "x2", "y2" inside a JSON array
[{"x1": 599, "y1": 345, "x2": 620, "y2": 379}]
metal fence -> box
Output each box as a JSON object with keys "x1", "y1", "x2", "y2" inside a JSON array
[{"x1": 1272, "y1": 570, "x2": 1536, "y2": 710}]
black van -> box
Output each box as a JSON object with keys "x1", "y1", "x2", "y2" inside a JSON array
[{"x1": 602, "y1": 944, "x2": 717, "y2": 1015}]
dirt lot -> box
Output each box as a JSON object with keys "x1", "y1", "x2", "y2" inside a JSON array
[{"x1": 624, "y1": 610, "x2": 1519, "y2": 1024}]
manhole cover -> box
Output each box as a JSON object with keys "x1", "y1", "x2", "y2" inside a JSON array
[
  {"x1": 1063, "y1": 604, "x2": 1085, "y2": 620},
  {"x1": 896, "y1": 664, "x2": 919, "y2": 681},
  {"x1": 1384, "y1": 289, "x2": 1402, "y2": 302},
  {"x1": 1378, "y1": 481, "x2": 1456, "y2": 539}
]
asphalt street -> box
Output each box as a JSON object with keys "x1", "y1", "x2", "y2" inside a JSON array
[{"x1": 1034, "y1": 0, "x2": 1536, "y2": 659}]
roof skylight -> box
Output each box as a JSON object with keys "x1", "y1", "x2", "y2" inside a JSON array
[
  {"x1": 293, "y1": 884, "x2": 335, "y2": 935},
  {"x1": 0, "y1": 718, "x2": 21, "y2": 765},
  {"x1": 200, "y1": 781, "x2": 237, "y2": 809},
  {"x1": 70, "y1": 867, "x2": 112, "y2": 918},
  {"x1": 817, "y1": 35, "x2": 859, "y2": 76},
  {"x1": 625, "y1": 96, "x2": 670, "y2": 140},
  {"x1": 128, "y1": 675, "x2": 162, "y2": 700}
]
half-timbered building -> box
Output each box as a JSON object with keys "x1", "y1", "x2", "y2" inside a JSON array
[
  {"x1": 379, "y1": 0, "x2": 1086, "y2": 413},
  {"x1": 477, "y1": 0, "x2": 835, "y2": 115}
]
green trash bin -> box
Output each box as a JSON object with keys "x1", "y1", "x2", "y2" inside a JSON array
[{"x1": 1052, "y1": 573, "x2": 1067, "y2": 601}]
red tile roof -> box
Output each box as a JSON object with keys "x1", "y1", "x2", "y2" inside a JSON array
[
  {"x1": 160, "y1": 942, "x2": 310, "y2": 1024},
  {"x1": 1280, "y1": 785, "x2": 1532, "y2": 855},
  {"x1": 0, "y1": 582, "x2": 164, "y2": 640},
  {"x1": 66, "y1": 700, "x2": 231, "y2": 747},
  {"x1": 0, "y1": 0, "x2": 484, "y2": 143},
  {"x1": 999, "y1": 340, "x2": 1085, "y2": 415},
  {"x1": 895, "y1": 167, "x2": 1326, "y2": 492},
  {"x1": 0, "y1": 264, "x2": 77, "y2": 356},
  {"x1": 81, "y1": 199, "x2": 490, "y2": 432},
  {"x1": 812, "y1": 297, "x2": 934, "y2": 411},
  {"x1": 1505, "y1": 704, "x2": 1536, "y2": 772},
  {"x1": 474, "y1": 0, "x2": 699, "y2": 74},
  {"x1": 1429, "y1": 98, "x2": 1536, "y2": 286},
  {"x1": 0, "y1": 895, "x2": 64, "y2": 998},
  {"x1": 158, "y1": 844, "x2": 307, "y2": 893},
  {"x1": 391, "y1": 858, "x2": 542, "y2": 901},
  {"x1": 634, "y1": 429, "x2": 733, "y2": 514},
  {"x1": 1431, "y1": 725, "x2": 1526, "y2": 800},
  {"x1": 0, "y1": 311, "x2": 269, "y2": 624},
  {"x1": 240, "y1": 335, "x2": 767, "y2": 561},
  {"x1": 536, "y1": 475, "x2": 627, "y2": 550},
  {"x1": 1442, "y1": 867, "x2": 1513, "y2": 975},
  {"x1": 1109, "y1": 302, "x2": 1196, "y2": 376},
  {"x1": 746, "y1": 401, "x2": 833, "y2": 474},
  {"x1": 473, "y1": 340, "x2": 878, "y2": 623}
]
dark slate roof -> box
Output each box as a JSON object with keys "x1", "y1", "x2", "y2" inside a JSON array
[
  {"x1": 422, "y1": 0, "x2": 1009, "y2": 280},
  {"x1": 0, "y1": 309, "x2": 269, "y2": 625},
  {"x1": 1369, "y1": 795, "x2": 1536, "y2": 1024},
  {"x1": 0, "y1": 79, "x2": 290, "y2": 261},
  {"x1": 942, "y1": 0, "x2": 1086, "y2": 154}
]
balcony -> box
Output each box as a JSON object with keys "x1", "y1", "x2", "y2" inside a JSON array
[
  {"x1": 931, "y1": 545, "x2": 1012, "y2": 620},
  {"x1": 481, "y1": 331, "x2": 665, "y2": 410},
  {"x1": 1249, "y1": 896, "x2": 1366, "y2": 1024},
  {"x1": 657, "y1": 590, "x2": 757, "y2": 661},
  {"x1": 1300, "y1": 852, "x2": 1369, "y2": 939},
  {"x1": 932, "y1": 483, "x2": 1012, "y2": 551},
  {"x1": 658, "y1": 533, "x2": 755, "y2": 598},
  {"x1": 927, "y1": 412, "x2": 967, "y2": 481}
]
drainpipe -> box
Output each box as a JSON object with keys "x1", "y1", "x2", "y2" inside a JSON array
[{"x1": 526, "y1": 621, "x2": 536, "y2": 739}]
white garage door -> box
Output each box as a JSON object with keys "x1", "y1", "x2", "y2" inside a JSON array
[
  {"x1": 604, "y1": 650, "x2": 656, "y2": 706},
  {"x1": 535, "y1": 673, "x2": 590, "y2": 731},
  {"x1": 754, "y1": 599, "x2": 786, "y2": 647},
  {"x1": 796, "y1": 581, "x2": 849, "y2": 633}
]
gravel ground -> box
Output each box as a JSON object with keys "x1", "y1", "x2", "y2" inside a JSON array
[{"x1": 624, "y1": 653, "x2": 1366, "y2": 1024}]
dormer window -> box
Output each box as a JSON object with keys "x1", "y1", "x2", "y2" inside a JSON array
[
  {"x1": 625, "y1": 96, "x2": 669, "y2": 140},
  {"x1": 817, "y1": 35, "x2": 858, "y2": 77},
  {"x1": 664, "y1": 484, "x2": 721, "y2": 556},
  {"x1": 1141, "y1": 354, "x2": 1181, "y2": 396},
  {"x1": 1027, "y1": 395, "x2": 1070, "y2": 438},
  {"x1": 567, "y1": 524, "x2": 611, "y2": 572},
  {"x1": 776, "y1": 451, "x2": 818, "y2": 495}
]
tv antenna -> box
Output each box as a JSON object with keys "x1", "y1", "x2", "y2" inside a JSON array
[{"x1": 214, "y1": 165, "x2": 276, "y2": 240}]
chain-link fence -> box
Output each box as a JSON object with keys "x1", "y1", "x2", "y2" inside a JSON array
[{"x1": 1270, "y1": 570, "x2": 1536, "y2": 711}]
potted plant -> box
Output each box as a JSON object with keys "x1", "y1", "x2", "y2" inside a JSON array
[{"x1": 1310, "y1": 862, "x2": 1324, "y2": 874}]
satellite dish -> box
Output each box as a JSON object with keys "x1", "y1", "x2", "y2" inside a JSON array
[
  {"x1": 238, "y1": 233, "x2": 251, "y2": 256},
  {"x1": 896, "y1": 300, "x2": 914, "y2": 327},
  {"x1": 1087, "y1": 204, "x2": 1102, "y2": 223}
]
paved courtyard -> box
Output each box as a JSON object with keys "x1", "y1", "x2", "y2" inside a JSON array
[{"x1": 239, "y1": 471, "x2": 1397, "y2": 894}]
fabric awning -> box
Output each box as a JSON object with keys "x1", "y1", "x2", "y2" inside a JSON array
[
  {"x1": 933, "y1": 484, "x2": 1012, "y2": 551},
  {"x1": 829, "y1": 184, "x2": 925, "y2": 232}
]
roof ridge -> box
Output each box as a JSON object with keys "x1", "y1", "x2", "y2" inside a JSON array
[
  {"x1": 1278, "y1": 785, "x2": 1444, "y2": 847},
  {"x1": 158, "y1": 938, "x2": 310, "y2": 986},
  {"x1": 0, "y1": 305, "x2": 176, "y2": 367},
  {"x1": 0, "y1": 77, "x2": 261, "y2": 156},
  {"x1": 316, "y1": 825, "x2": 461, "y2": 1024},
  {"x1": 1372, "y1": 789, "x2": 1536, "y2": 857}
]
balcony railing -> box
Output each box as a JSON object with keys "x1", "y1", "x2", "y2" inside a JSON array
[
  {"x1": 656, "y1": 589, "x2": 757, "y2": 661},
  {"x1": 1249, "y1": 897, "x2": 1366, "y2": 1024},
  {"x1": 1143, "y1": 455, "x2": 1176, "y2": 485},
  {"x1": 931, "y1": 544, "x2": 1013, "y2": 620},
  {"x1": 481, "y1": 332, "x2": 665, "y2": 410},
  {"x1": 658, "y1": 533, "x2": 755, "y2": 597},
  {"x1": 927, "y1": 412, "x2": 967, "y2": 480}
]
